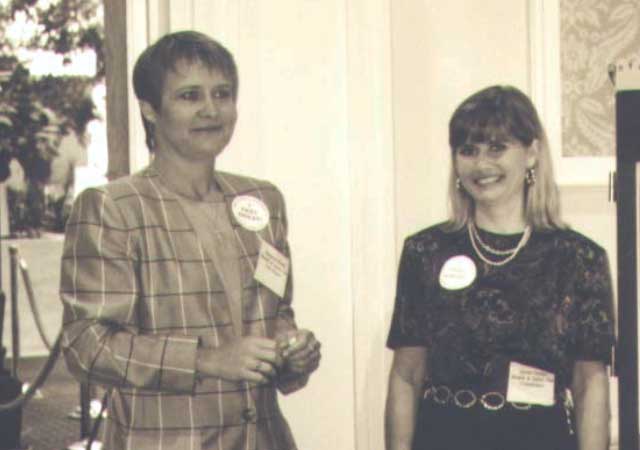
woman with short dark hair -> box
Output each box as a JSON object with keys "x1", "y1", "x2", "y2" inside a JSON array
[
  {"x1": 60, "y1": 31, "x2": 320, "y2": 450},
  {"x1": 132, "y1": 31, "x2": 239, "y2": 152},
  {"x1": 385, "y1": 85, "x2": 613, "y2": 450}
]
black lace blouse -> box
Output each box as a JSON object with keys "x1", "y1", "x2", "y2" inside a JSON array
[{"x1": 387, "y1": 224, "x2": 615, "y2": 395}]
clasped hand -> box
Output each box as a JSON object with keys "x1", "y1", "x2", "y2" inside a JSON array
[
  {"x1": 277, "y1": 329, "x2": 321, "y2": 376},
  {"x1": 197, "y1": 329, "x2": 321, "y2": 384}
]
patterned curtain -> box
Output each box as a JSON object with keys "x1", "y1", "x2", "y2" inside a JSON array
[{"x1": 560, "y1": 0, "x2": 640, "y2": 157}]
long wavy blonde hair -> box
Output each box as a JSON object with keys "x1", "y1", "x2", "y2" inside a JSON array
[{"x1": 445, "y1": 85, "x2": 564, "y2": 231}]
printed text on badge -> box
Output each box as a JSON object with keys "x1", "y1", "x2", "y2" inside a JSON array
[
  {"x1": 439, "y1": 255, "x2": 477, "y2": 290},
  {"x1": 232, "y1": 195, "x2": 270, "y2": 231},
  {"x1": 254, "y1": 240, "x2": 290, "y2": 298},
  {"x1": 506, "y1": 361, "x2": 555, "y2": 406}
]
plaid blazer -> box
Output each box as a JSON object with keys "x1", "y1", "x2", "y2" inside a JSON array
[{"x1": 60, "y1": 166, "x2": 305, "y2": 450}]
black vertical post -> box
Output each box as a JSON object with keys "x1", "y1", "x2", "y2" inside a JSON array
[
  {"x1": 0, "y1": 225, "x2": 5, "y2": 370},
  {"x1": 8, "y1": 246, "x2": 18, "y2": 378},
  {"x1": 0, "y1": 214, "x2": 22, "y2": 450},
  {"x1": 616, "y1": 89, "x2": 640, "y2": 450},
  {"x1": 80, "y1": 382, "x2": 91, "y2": 438}
]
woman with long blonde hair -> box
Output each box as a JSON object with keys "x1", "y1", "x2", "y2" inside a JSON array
[{"x1": 385, "y1": 85, "x2": 613, "y2": 450}]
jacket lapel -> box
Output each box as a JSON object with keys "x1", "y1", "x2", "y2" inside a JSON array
[{"x1": 216, "y1": 172, "x2": 264, "y2": 272}]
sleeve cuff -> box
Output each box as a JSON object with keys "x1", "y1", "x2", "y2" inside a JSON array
[{"x1": 159, "y1": 335, "x2": 200, "y2": 393}]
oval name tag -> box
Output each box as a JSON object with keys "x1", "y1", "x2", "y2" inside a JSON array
[
  {"x1": 232, "y1": 195, "x2": 270, "y2": 231},
  {"x1": 439, "y1": 255, "x2": 476, "y2": 290}
]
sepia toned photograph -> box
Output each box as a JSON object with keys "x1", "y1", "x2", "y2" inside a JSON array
[{"x1": 0, "y1": 1, "x2": 639, "y2": 450}]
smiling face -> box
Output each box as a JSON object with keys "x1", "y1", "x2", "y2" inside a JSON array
[
  {"x1": 140, "y1": 59, "x2": 237, "y2": 165},
  {"x1": 454, "y1": 136, "x2": 538, "y2": 212}
]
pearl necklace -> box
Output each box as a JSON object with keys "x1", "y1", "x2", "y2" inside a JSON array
[
  {"x1": 469, "y1": 221, "x2": 520, "y2": 255},
  {"x1": 467, "y1": 222, "x2": 531, "y2": 267}
]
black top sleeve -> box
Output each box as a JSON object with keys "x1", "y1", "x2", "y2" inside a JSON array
[
  {"x1": 569, "y1": 244, "x2": 615, "y2": 363},
  {"x1": 387, "y1": 238, "x2": 428, "y2": 349}
]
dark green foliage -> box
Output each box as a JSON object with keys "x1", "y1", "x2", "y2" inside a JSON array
[
  {"x1": 0, "y1": 0, "x2": 103, "y2": 235},
  {"x1": 24, "y1": 0, "x2": 105, "y2": 77},
  {"x1": 0, "y1": 0, "x2": 103, "y2": 184}
]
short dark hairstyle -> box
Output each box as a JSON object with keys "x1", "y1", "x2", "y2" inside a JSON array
[{"x1": 132, "y1": 30, "x2": 239, "y2": 151}]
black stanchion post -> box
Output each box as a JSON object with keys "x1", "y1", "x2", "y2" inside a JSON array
[
  {"x1": 80, "y1": 382, "x2": 91, "y2": 439},
  {"x1": 9, "y1": 246, "x2": 19, "y2": 378},
  {"x1": 0, "y1": 236, "x2": 23, "y2": 449},
  {"x1": 0, "y1": 234, "x2": 4, "y2": 370}
]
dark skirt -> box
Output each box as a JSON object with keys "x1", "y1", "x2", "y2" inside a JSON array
[{"x1": 412, "y1": 399, "x2": 577, "y2": 450}]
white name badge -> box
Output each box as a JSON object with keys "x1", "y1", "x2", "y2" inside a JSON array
[
  {"x1": 232, "y1": 196, "x2": 270, "y2": 231},
  {"x1": 439, "y1": 255, "x2": 476, "y2": 290},
  {"x1": 254, "y1": 239, "x2": 290, "y2": 298},
  {"x1": 506, "y1": 361, "x2": 555, "y2": 406}
]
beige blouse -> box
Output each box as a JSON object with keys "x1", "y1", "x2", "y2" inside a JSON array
[{"x1": 178, "y1": 193, "x2": 245, "y2": 335}]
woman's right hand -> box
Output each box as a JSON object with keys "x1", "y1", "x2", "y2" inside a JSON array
[{"x1": 197, "y1": 337, "x2": 279, "y2": 383}]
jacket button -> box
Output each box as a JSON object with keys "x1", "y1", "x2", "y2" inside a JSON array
[{"x1": 242, "y1": 407, "x2": 257, "y2": 422}]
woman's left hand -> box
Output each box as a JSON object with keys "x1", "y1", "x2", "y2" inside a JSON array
[{"x1": 278, "y1": 329, "x2": 321, "y2": 375}]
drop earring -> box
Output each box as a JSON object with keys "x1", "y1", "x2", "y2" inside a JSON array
[
  {"x1": 456, "y1": 178, "x2": 462, "y2": 190},
  {"x1": 525, "y1": 168, "x2": 536, "y2": 185}
]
